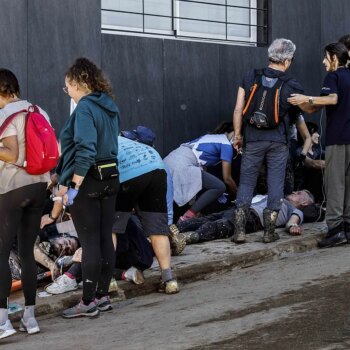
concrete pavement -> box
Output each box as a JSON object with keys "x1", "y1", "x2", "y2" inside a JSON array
[{"x1": 8, "y1": 221, "x2": 327, "y2": 322}]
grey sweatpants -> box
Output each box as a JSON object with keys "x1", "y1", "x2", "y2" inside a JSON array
[
  {"x1": 325, "y1": 144, "x2": 350, "y2": 230},
  {"x1": 236, "y1": 141, "x2": 289, "y2": 211}
]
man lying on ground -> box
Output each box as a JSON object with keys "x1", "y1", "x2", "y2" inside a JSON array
[{"x1": 175, "y1": 190, "x2": 314, "y2": 244}]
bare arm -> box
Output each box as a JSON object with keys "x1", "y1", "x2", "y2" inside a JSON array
[
  {"x1": 233, "y1": 87, "x2": 245, "y2": 151},
  {"x1": 0, "y1": 135, "x2": 19, "y2": 163},
  {"x1": 296, "y1": 120, "x2": 312, "y2": 156},
  {"x1": 285, "y1": 214, "x2": 302, "y2": 235},
  {"x1": 288, "y1": 93, "x2": 338, "y2": 114},
  {"x1": 221, "y1": 161, "x2": 237, "y2": 196},
  {"x1": 304, "y1": 157, "x2": 325, "y2": 170},
  {"x1": 34, "y1": 240, "x2": 60, "y2": 280}
]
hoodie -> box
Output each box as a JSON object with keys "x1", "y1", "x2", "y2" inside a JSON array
[{"x1": 56, "y1": 92, "x2": 120, "y2": 186}]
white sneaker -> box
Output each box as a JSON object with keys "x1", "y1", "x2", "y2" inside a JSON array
[
  {"x1": 19, "y1": 317, "x2": 40, "y2": 335},
  {"x1": 45, "y1": 274, "x2": 78, "y2": 295},
  {"x1": 0, "y1": 319, "x2": 16, "y2": 339},
  {"x1": 124, "y1": 267, "x2": 145, "y2": 285}
]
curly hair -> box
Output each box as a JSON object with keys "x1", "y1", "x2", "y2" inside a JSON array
[
  {"x1": 0, "y1": 68, "x2": 20, "y2": 98},
  {"x1": 65, "y1": 57, "x2": 114, "y2": 97}
]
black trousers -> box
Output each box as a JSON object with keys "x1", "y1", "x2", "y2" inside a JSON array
[
  {"x1": 0, "y1": 182, "x2": 46, "y2": 308},
  {"x1": 70, "y1": 174, "x2": 119, "y2": 301}
]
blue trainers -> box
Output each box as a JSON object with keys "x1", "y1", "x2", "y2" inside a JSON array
[{"x1": 62, "y1": 300, "x2": 99, "y2": 318}]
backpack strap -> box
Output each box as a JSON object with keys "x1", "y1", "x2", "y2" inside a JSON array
[
  {"x1": 243, "y1": 69, "x2": 264, "y2": 116},
  {"x1": 0, "y1": 109, "x2": 28, "y2": 139}
]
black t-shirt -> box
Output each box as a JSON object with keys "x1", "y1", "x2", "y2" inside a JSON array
[
  {"x1": 320, "y1": 67, "x2": 350, "y2": 146},
  {"x1": 241, "y1": 67, "x2": 304, "y2": 143}
]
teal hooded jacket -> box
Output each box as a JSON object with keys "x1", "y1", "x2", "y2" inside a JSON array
[{"x1": 56, "y1": 92, "x2": 120, "y2": 186}]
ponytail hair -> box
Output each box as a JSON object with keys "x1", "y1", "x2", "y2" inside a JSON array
[{"x1": 210, "y1": 121, "x2": 233, "y2": 134}]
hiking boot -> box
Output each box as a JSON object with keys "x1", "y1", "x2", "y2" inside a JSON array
[
  {"x1": 182, "y1": 231, "x2": 200, "y2": 244},
  {"x1": 318, "y1": 231, "x2": 347, "y2": 248},
  {"x1": 168, "y1": 224, "x2": 187, "y2": 255},
  {"x1": 45, "y1": 274, "x2": 78, "y2": 295},
  {"x1": 62, "y1": 300, "x2": 99, "y2": 318},
  {"x1": 96, "y1": 296, "x2": 112, "y2": 312},
  {"x1": 0, "y1": 320, "x2": 16, "y2": 339},
  {"x1": 231, "y1": 208, "x2": 247, "y2": 243},
  {"x1": 262, "y1": 208, "x2": 279, "y2": 243},
  {"x1": 124, "y1": 267, "x2": 145, "y2": 285},
  {"x1": 158, "y1": 279, "x2": 180, "y2": 294},
  {"x1": 19, "y1": 317, "x2": 40, "y2": 335}
]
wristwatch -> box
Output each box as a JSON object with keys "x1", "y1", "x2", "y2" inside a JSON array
[{"x1": 308, "y1": 96, "x2": 314, "y2": 105}]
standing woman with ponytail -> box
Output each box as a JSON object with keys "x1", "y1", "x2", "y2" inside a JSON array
[
  {"x1": 55, "y1": 58, "x2": 120, "y2": 318},
  {"x1": 0, "y1": 69, "x2": 50, "y2": 338},
  {"x1": 288, "y1": 42, "x2": 350, "y2": 245},
  {"x1": 164, "y1": 121, "x2": 237, "y2": 223}
]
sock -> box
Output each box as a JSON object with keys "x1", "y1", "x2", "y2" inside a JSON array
[
  {"x1": 184, "y1": 209, "x2": 197, "y2": 219},
  {"x1": 161, "y1": 268, "x2": 174, "y2": 282},
  {"x1": 65, "y1": 272, "x2": 75, "y2": 280},
  {"x1": 23, "y1": 305, "x2": 35, "y2": 322},
  {"x1": 0, "y1": 308, "x2": 8, "y2": 325}
]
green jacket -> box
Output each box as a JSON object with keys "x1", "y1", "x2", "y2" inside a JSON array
[{"x1": 57, "y1": 92, "x2": 120, "y2": 186}]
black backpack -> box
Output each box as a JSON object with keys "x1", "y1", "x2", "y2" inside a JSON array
[{"x1": 243, "y1": 69, "x2": 291, "y2": 129}]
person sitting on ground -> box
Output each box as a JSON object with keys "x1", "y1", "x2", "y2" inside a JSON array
[
  {"x1": 45, "y1": 215, "x2": 154, "y2": 295},
  {"x1": 164, "y1": 121, "x2": 237, "y2": 223},
  {"x1": 175, "y1": 190, "x2": 314, "y2": 244}
]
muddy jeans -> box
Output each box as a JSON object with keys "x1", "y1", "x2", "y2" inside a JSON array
[{"x1": 236, "y1": 141, "x2": 289, "y2": 211}]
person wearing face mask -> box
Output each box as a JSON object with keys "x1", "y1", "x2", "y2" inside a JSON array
[{"x1": 288, "y1": 42, "x2": 350, "y2": 248}]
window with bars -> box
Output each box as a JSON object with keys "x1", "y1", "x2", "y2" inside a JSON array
[{"x1": 101, "y1": 0, "x2": 268, "y2": 46}]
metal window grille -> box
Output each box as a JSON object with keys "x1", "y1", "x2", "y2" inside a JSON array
[{"x1": 102, "y1": 0, "x2": 268, "y2": 46}]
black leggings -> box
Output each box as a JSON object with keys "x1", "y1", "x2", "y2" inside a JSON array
[
  {"x1": 191, "y1": 171, "x2": 226, "y2": 213},
  {"x1": 69, "y1": 175, "x2": 119, "y2": 301},
  {"x1": 0, "y1": 182, "x2": 46, "y2": 308}
]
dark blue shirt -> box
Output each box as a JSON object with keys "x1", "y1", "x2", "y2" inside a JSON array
[
  {"x1": 320, "y1": 67, "x2": 350, "y2": 146},
  {"x1": 241, "y1": 67, "x2": 304, "y2": 144}
]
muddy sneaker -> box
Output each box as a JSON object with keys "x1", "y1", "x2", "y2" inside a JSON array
[
  {"x1": 19, "y1": 317, "x2": 40, "y2": 335},
  {"x1": 62, "y1": 300, "x2": 99, "y2": 318},
  {"x1": 158, "y1": 279, "x2": 180, "y2": 294},
  {"x1": 45, "y1": 274, "x2": 78, "y2": 295},
  {"x1": 182, "y1": 231, "x2": 200, "y2": 244},
  {"x1": 124, "y1": 267, "x2": 145, "y2": 285},
  {"x1": 168, "y1": 224, "x2": 187, "y2": 256},
  {"x1": 96, "y1": 296, "x2": 112, "y2": 312},
  {"x1": 0, "y1": 320, "x2": 16, "y2": 339}
]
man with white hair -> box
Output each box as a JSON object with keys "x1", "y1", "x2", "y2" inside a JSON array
[{"x1": 232, "y1": 38, "x2": 304, "y2": 244}]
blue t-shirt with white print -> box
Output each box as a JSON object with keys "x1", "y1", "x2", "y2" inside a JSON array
[
  {"x1": 187, "y1": 134, "x2": 234, "y2": 166},
  {"x1": 117, "y1": 136, "x2": 165, "y2": 183}
]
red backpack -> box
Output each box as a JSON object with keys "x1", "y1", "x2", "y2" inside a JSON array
[{"x1": 0, "y1": 105, "x2": 59, "y2": 175}]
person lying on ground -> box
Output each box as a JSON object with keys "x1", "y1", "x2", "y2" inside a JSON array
[
  {"x1": 45, "y1": 215, "x2": 154, "y2": 295},
  {"x1": 175, "y1": 190, "x2": 314, "y2": 244}
]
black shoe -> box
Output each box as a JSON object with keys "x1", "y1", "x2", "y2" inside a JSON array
[
  {"x1": 318, "y1": 231, "x2": 347, "y2": 248},
  {"x1": 325, "y1": 224, "x2": 345, "y2": 238}
]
